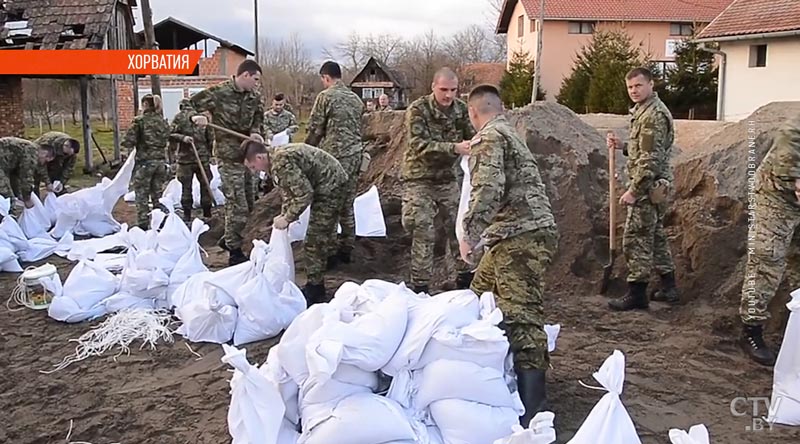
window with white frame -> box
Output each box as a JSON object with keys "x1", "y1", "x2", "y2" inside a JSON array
[{"x1": 362, "y1": 87, "x2": 384, "y2": 99}]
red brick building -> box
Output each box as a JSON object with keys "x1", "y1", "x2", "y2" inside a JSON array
[{"x1": 117, "y1": 17, "x2": 253, "y2": 128}]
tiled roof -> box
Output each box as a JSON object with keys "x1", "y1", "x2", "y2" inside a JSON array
[
  {"x1": 497, "y1": 0, "x2": 733, "y2": 32},
  {"x1": 0, "y1": 0, "x2": 133, "y2": 49},
  {"x1": 696, "y1": 0, "x2": 800, "y2": 39},
  {"x1": 463, "y1": 63, "x2": 505, "y2": 86}
]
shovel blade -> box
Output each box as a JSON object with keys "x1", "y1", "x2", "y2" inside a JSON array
[{"x1": 599, "y1": 251, "x2": 616, "y2": 294}]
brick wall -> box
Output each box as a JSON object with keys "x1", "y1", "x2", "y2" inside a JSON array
[
  {"x1": 199, "y1": 47, "x2": 247, "y2": 77},
  {"x1": 0, "y1": 76, "x2": 25, "y2": 137},
  {"x1": 116, "y1": 75, "x2": 230, "y2": 128}
]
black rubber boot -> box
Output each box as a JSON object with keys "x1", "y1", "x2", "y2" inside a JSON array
[
  {"x1": 456, "y1": 271, "x2": 474, "y2": 290},
  {"x1": 202, "y1": 206, "x2": 212, "y2": 218},
  {"x1": 516, "y1": 369, "x2": 547, "y2": 427},
  {"x1": 182, "y1": 206, "x2": 193, "y2": 223},
  {"x1": 303, "y1": 283, "x2": 326, "y2": 306},
  {"x1": 228, "y1": 248, "x2": 247, "y2": 266},
  {"x1": 651, "y1": 271, "x2": 680, "y2": 304},
  {"x1": 740, "y1": 324, "x2": 777, "y2": 366},
  {"x1": 326, "y1": 255, "x2": 339, "y2": 271},
  {"x1": 337, "y1": 250, "x2": 352, "y2": 264},
  {"x1": 608, "y1": 281, "x2": 649, "y2": 311},
  {"x1": 412, "y1": 284, "x2": 429, "y2": 294}
]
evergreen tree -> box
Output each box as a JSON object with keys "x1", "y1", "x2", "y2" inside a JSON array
[
  {"x1": 663, "y1": 39, "x2": 718, "y2": 119},
  {"x1": 557, "y1": 30, "x2": 645, "y2": 114},
  {"x1": 499, "y1": 49, "x2": 545, "y2": 108}
]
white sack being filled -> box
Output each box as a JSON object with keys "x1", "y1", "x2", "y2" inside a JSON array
[{"x1": 767, "y1": 288, "x2": 800, "y2": 425}]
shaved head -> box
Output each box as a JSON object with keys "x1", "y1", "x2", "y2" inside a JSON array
[
  {"x1": 431, "y1": 67, "x2": 459, "y2": 108},
  {"x1": 433, "y1": 67, "x2": 458, "y2": 83},
  {"x1": 468, "y1": 84, "x2": 503, "y2": 115}
]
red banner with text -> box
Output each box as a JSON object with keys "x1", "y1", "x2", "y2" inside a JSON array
[{"x1": 0, "y1": 50, "x2": 203, "y2": 75}]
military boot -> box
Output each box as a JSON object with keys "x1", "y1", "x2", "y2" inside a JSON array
[
  {"x1": 303, "y1": 283, "x2": 326, "y2": 306},
  {"x1": 516, "y1": 368, "x2": 547, "y2": 427},
  {"x1": 228, "y1": 248, "x2": 247, "y2": 266},
  {"x1": 202, "y1": 206, "x2": 212, "y2": 218},
  {"x1": 336, "y1": 250, "x2": 352, "y2": 264},
  {"x1": 608, "y1": 281, "x2": 649, "y2": 311},
  {"x1": 413, "y1": 284, "x2": 429, "y2": 294},
  {"x1": 456, "y1": 271, "x2": 474, "y2": 290},
  {"x1": 182, "y1": 206, "x2": 193, "y2": 224},
  {"x1": 651, "y1": 271, "x2": 680, "y2": 304},
  {"x1": 740, "y1": 324, "x2": 776, "y2": 366}
]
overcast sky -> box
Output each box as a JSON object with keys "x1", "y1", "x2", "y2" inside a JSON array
[{"x1": 134, "y1": 0, "x2": 498, "y2": 62}]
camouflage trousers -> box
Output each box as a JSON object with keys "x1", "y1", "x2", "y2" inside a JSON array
[
  {"x1": 401, "y1": 180, "x2": 470, "y2": 287},
  {"x1": 246, "y1": 169, "x2": 258, "y2": 212},
  {"x1": 132, "y1": 160, "x2": 168, "y2": 228},
  {"x1": 0, "y1": 167, "x2": 23, "y2": 217},
  {"x1": 305, "y1": 192, "x2": 344, "y2": 285},
  {"x1": 740, "y1": 190, "x2": 800, "y2": 326},
  {"x1": 219, "y1": 162, "x2": 251, "y2": 250},
  {"x1": 623, "y1": 198, "x2": 675, "y2": 282},
  {"x1": 176, "y1": 161, "x2": 212, "y2": 210},
  {"x1": 471, "y1": 227, "x2": 559, "y2": 371},
  {"x1": 334, "y1": 153, "x2": 362, "y2": 255}
]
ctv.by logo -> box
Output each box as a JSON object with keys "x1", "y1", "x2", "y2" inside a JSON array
[{"x1": 730, "y1": 396, "x2": 781, "y2": 432}]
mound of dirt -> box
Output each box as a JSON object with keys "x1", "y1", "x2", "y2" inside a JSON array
[{"x1": 668, "y1": 101, "x2": 800, "y2": 333}]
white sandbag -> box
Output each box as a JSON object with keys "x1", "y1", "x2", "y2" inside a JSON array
[
  {"x1": 49, "y1": 192, "x2": 82, "y2": 238},
  {"x1": 352, "y1": 185, "x2": 386, "y2": 237},
  {"x1": 669, "y1": 424, "x2": 709, "y2": 444},
  {"x1": 382, "y1": 290, "x2": 481, "y2": 376},
  {"x1": 222, "y1": 344, "x2": 287, "y2": 444},
  {"x1": 277, "y1": 304, "x2": 332, "y2": 386},
  {"x1": 59, "y1": 228, "x2": 128, "y2": 258},
  {"x1": 19, "y1": 192, "x2": 52, "y2": 239},
  {"x1": 155, "y1": 197, "x2": 192, "y2": 270},
  {"x1": 169, "y1": 219, "x2": 209, "y2": 286},
  {"x1": 170, "y1": 270, "x2": 214, "y2": 309},
  {"x1": 210, "y1": 164, "x2": 225, "y2": 205},
  {"x1": 767, "y1": 288, "x2": 800, "y2": 425},
  {"x1": 0, "y1": 195, "x2": 10, "y2": 217},
  {"x1": 49, "y1": 248, "x2": 117, "y2": 323},
  {"x1": 175, "y1": 282, "x2": 238, "y2": 343},
  {"x1": 103, "y1": 148, "x2": 136, "y2": 214},
  {"x1": 413, "y1": 360, "x2": 516, "y2": 411},
  {"x1": 306, "y1": 287, "x2": 408, "y2": 379},
  {"x1": 288, "y1": 206, "x2": 310, "y2": 243},
  {"x1": 299, "y1": 394, "x2": 416, "y2": 444},
  {"x1": 103, "y1": 292, "x2": 157, "y2": 313},
  {"x1": 272, "y1": 130, "x2": 290, "y2": 147},
  {"x1": 455, "y1": 155, "x2": 471, "y2": 242},
  {"x1": 43, "y1": 192, "x2": 59, "y2": 226},
  {"x1": 47, "y1": 295, "x2": 107, "y2": 323},
  {"x1": 0, "y1": 214, "x2": 29, "y2": 251},
  {"x1": 123, "y1": 190, "x2": 134, "y2": 202},
  {"x1": 92, "y1": 253, "x2": 127, "y2": 272},
  {"x1": 430, "y1": 398, "x2": 519, "y2": 444},
  {"x1": 268, "y1": 228, "x2": 295, "y2": 282},
  {"x1": 567, "y1": 350, "x2": 640, "y2": 444},
  {"x1": 233, "y1": 274, "x2": 305, "y2": 346},
  {"x1": 545, "y1": 324, "x2": 560, "y2": 353},
  {"x1": 150, "y1": 209, "x2": 166, "y2": 231},
  {"x1": 261, "y1": 347, "x2": 301, "y2": 426},
  {"x1": 18, "y1": 231, "x2": 73, "y2": 263},
  {"x1": 493, "y1": 411, "x2": 557, "y2": 444},
  {"x1": 415, "y1": 300, "x2": 508, "y2": 372},
  {"x1": 161, "y1": 178, "x2": 182, "y2": 207},
  {"x1": 300, "y1": 364, "x2": 379, "y2": 409},
  {"x1": 0, "y1": 245, "x2": 22, "y2": 272}
]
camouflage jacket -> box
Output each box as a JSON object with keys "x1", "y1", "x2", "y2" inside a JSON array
[
  {"x1": 624, "y1": 92, "x2": 675, "y2": 198},
  {"x1": 264, "y1": 109, "x2": 298, "y2": 139},
  {"x1": 188, "y1": 77, "x2": 264, "y2": 162},
  {"x1": 0, "y1": 136, "x2": 39, "y2": 198},
  {"x1": 270, "y1": 143, "x2": 347, "y2": 222},
  {"x1": 305, "y1": 80, "x2": 364, "y2": 159},
  {"x1": 463, "y1": 115, "x2": 555, "y2": 247},
  {"x1": 122, "y1": 109, "x2": 170, "y2": 163},
  {"x1": 403, "y1": 94, "x2": 475, "y2": 182},
  {"x1": 377, "y1": 105, "x2": 392, "y2": 112},
  {"x1": 33, "y1": 131, "x2": 77, "y2": 184},
  {"x1": 756, "y1": 114, "x2": 800, "y2": 206},
  {"x1": 169, "y1": 104, "x2": 214, "y2": 164}
]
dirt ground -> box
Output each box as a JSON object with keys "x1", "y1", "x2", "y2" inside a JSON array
[{"x1": 3, "y1": 105, "x2": 800, "y2": 443}]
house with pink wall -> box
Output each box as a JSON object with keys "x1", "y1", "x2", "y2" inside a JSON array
[{"x1": 495, "y1": 0, "x2": 733, "y2": 102}]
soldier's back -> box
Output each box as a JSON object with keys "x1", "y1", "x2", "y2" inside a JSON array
[
  {"x1": 0, "y1": 137, "x2": 35, "y2": 170},
  {"x1": 320, "y1": 85, "x2": 363, "y2": 156},
  {"x1": 273, "y1": 143, "x2": 346, "y2": 193},
  {"x1": 135, "y1": 112, "x2": 169, "y2": 161},
  {"x1": 757, "y1": 114, "x2": 800, "y2": 202}
]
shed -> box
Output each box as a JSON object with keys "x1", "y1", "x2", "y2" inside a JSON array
[{"x1": 349, "y1": 56, "x2": 409, "y2": 108}]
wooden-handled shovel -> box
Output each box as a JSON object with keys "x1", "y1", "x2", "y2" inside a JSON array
[
  {"x1": 188, "y1": 140, "x2": 214, "y2": 201},
  {"x1": 600, "y1": 133, "x2": 617, "y2": 294}
]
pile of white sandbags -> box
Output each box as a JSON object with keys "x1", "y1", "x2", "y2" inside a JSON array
[
  {"x1": 172, "y1": 228, "x2": 306, "y2": 346},
  {"x1": 124, "y1": 164, "x2": 225, "y2": 209},
  {"x1": 289, "y1": 185, "x2": 387, "y2": 242},
  {"x1": 221, "y1": 280, "x2": 560, "y2": 444},
  {"x1": 0, "y1": 195, "x2": 73, "y2": 271}
]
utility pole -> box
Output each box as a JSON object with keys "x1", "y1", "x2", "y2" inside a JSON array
[
  {"x1": 531, "y1": 0, "x2": 545, "y2": 103},
  {"x1": 140, "y1": 0, "x2": 161, "y2": 97},
  {"x1": 254, "y1": 0, "x2": 260, "y2": 64}
]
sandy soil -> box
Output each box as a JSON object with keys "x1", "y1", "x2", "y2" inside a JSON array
[{"x1": 3, "y1": 104, "x2": 800, "y2": 443}]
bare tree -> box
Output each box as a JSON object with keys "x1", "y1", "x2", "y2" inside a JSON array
[
  {"x1": 323, "y1": 32, "x2": 363, "y2": 77},
  {"x1": 362, "y1": 33, "x2": 405, "y2": 66},
  {"x1": 260, "y1": 33, "x2": 320, "y2": 118}
]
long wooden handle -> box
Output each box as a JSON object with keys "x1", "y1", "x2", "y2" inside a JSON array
[
  {"x1": 189, "y1": 141, "x2": 214, "y2": 200},
  {"x1": 205, "y1": 122, "x2": 251, "y2": 141},
  {"x1": 609, "y1": 143, "x2": 616, "y2": 247}
]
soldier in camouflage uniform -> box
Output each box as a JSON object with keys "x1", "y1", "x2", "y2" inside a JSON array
[
  {"x1": 33, "y1": 131, "x2": 79, "y2": 196},
  {"x1": 264, "y1": 93, "x2": 299, "y2": 141},
  {"x1": 306, "y1": 61, "x2": 365, "y2": 268},
  {"x1": 738, "y1": 114, "x2": 800, "y2": 366},
  {"x1": 122, "y1": 94, "x2": 170, "y2": 229},
  {"x1": 169, "y1": 98, "x2": 214, "y2": 222},
  {"x1": 242, "y1": 141, "x2": 347, "y2": 305},
  {"x1": 0, "y1": 137, "x2": 54, "y2": 215},
  {"x1": 402, "y1": 67, "x2": 475, "y2": 294},
  {"x1": 188, "y1": 59, "x2": 265, "y2": 265},
  {"x1": 459, "y1": 85, "x2": 558, "y2": 427},
  {"x1": 607, "y1": 67, "x2": 677, "y2": 311}
]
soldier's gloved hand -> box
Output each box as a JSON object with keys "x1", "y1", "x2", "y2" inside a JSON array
[
  {"x1": 273, "y1": 215, "x2": 289, "y2": 230},
  {"x1": 182, "y1": 135, "x2": 193, "y2": 144}
]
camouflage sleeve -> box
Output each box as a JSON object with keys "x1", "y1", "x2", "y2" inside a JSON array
[
  {"x1": 273, "y1": 158, "x2": 313, "y2": 222},
  {"x1": 188, "y1": 85, "x2": 218, "y2": 114},
  {"x1": 305, "y1": 92, "x2": 327, "y2": 147},
  {"x1": 772, "y1": 118, "x2": 800, "y2": 179},
  {"x1": 35, "y1": 162, "x2": 50, "y2": 186},
  {"x1": 252, "y1": 96, "x2": 265, "y2": 136},
  {"x1": 168, "y1": 117, "x2": 186, "y2": 143},
  {"x1": 406, "y1": 104, "x2": 457, "y2": 157},
  {"x1": 629, "y1": 113, "x2": 666, "y2": 197},
  {"x1": 18, "y1": 150, "x2": 36, "y2": 198},
  {"x1": 121, "y1": 117, "x2": 139, "y2": 153},
  {"x1": 462, "y1": 132, "x2": 505, "y2": 246},
  {"x1": 60, "y1": 154, "x2": 75, "y2": 183}
]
